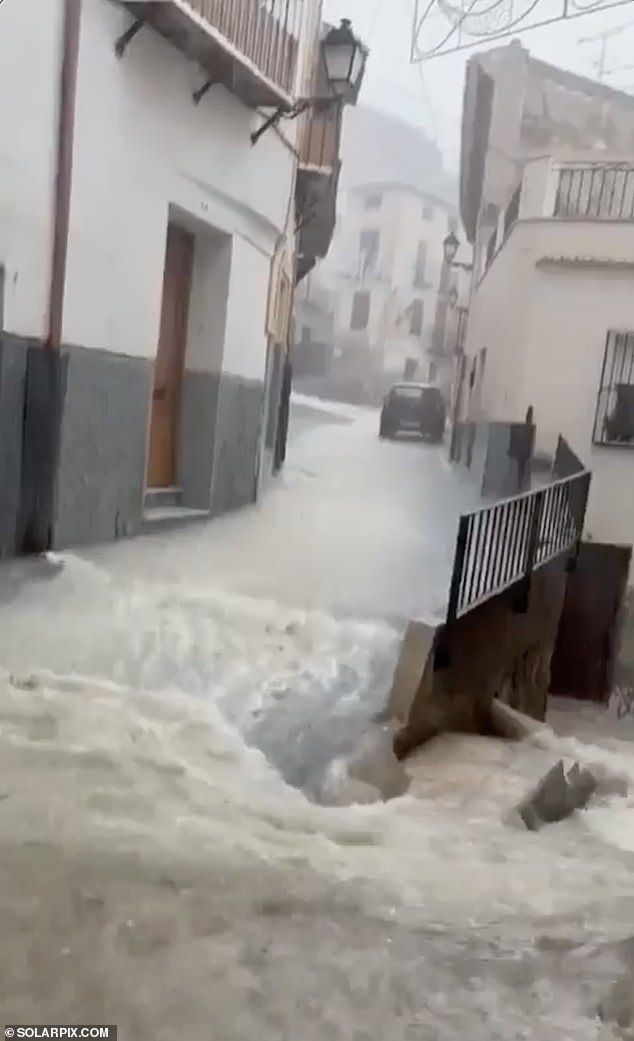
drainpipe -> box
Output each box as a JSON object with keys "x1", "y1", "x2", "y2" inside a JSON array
[
  {"x1": 47, "y1": 0, "x2": 82, "y2": 350},
  {"x1": 18, "y1": 0, "x2": 82, "y2": 555}
]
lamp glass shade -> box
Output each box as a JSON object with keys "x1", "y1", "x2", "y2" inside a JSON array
[{"x1": 323, "y1": 19, "x2": 365, "y2": 99}]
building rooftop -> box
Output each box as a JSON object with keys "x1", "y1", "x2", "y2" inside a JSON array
[
  {"x1": 459, "y1": 40, "x2": 634, "y2": 242},
  {"x1": 348, "y1": 179, "x2": 457, "y2": 211}
]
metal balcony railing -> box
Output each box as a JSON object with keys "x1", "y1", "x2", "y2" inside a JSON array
[
  {"x1": 191, "y1": 0, "x2": 300, "y2": 95},
  {"x1": 121, "y1": 0, "x2": 302, "y2": 105},
  {"x1": 444, "y1": 467, "x2": 591, "y2": 626},
  {"x1": 554, "y1": 163, "x2": 634, "y2": 221}
]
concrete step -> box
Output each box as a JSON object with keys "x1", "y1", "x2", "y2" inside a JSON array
[
  {"x1": 144, "y1": 486, "x2": 182, "y2": 511},
  {"x1": 141, "y1": 505, "x2": 209, "y2": 535}
]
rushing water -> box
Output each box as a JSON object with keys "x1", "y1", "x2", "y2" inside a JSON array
[{"x1": 2, "y1": 554, "x2": 634, "y2": 1038}]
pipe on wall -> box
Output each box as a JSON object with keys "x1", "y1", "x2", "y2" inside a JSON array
[{"x1": 47, "y1": 0, "x2": 82, "y2": 350}]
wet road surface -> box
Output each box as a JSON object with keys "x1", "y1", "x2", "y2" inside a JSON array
[{"x1": 2, "y1": 397, "x2": 634, "y2": 1037}]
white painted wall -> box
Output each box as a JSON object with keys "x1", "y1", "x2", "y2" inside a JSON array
[
  {"x1": 466, "y1": 214, "x2": 634, "y2": 566},
  {"x1": 62, "y1": 0, "x2": 298, "y2": 383},
  {"x1": 0, "y1": 0, "x2": 63, "y2": 338},
  {"x1": 223, "y1": 237, "x2": 272, "y2": 381},
  {"x1": 186, "y1": 232, "x2": 232, "y2": 375}
]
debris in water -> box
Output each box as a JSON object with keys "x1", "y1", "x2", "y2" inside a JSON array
[{"x1": 517, "y1": 759, "x2": 597, "y2": 830}]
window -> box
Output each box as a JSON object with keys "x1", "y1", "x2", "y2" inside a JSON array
[
  {"x1": 358, "y1": 228, "x2": 380, "y2": 278},
  {"x1": 365, "y1": 192, "x2": 382, "y2": 210},
  {"x1": 593, "y1": 330, "x2": 634, "y2": 445},
  {"x1": 350, "y1": 290, "x2": 371, "y2": 331},
  {"x1": 422, "y1": 201, "x2": 434, "y2": 221},
  {"x1": 393, "y1": 385, "x2": 426, "y2": 401},
  {"x1": 409, "y1": 298, "x2": 424, "y2": 337},
  {"x1": 413, "y1": 242, "x2": 427, "y2": 289}
]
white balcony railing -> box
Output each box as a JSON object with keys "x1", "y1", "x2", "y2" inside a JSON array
[{"x1": 553, "y1": 163, "x2": 634, "y2": 221}]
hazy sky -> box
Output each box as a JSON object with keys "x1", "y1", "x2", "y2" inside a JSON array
[{"x1": 322, "y1": 0, "x2": 634, "y2": 172}]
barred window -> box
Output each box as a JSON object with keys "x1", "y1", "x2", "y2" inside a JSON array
[{"x1": 593, "y1": 330, "x2": 634, "y2": 446}]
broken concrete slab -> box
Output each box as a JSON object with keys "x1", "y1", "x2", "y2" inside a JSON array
[{"x1": 518, "y1": 759, "x2": 597, "y2": 830}]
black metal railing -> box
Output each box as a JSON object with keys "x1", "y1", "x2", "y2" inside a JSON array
[
  {"x1": 554, "y1": 164, "x2": 634, "y2": 221},
  {"x1": 445, "y1": 468, "x2": 591, "y2": 625},
  {"x1": 503, "y1": 184, "x2": 521, "y2": 237}
]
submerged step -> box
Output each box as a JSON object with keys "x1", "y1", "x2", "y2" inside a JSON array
[{"x1": 144, "y1": 486, "x2": 183, "y2": 511}]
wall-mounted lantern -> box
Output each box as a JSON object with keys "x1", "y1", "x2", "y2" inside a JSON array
[{"x1": 251, "y1": 19, "x2": 368, "y2": 145}]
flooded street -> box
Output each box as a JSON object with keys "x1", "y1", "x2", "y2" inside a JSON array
[{"x1": 1, "y1": 400, "x2": 634, "y2": 1038}]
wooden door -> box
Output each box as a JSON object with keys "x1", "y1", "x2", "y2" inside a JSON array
[
  {"x1": 550, "y1": 542, "x2": 631, "y2": 702},
  {"x1": 147, "y1": 223, "x2": 194, "y2": 488}
]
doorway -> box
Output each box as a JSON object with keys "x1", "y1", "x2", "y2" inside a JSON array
[
  {"x1": 550, "y1": 542, "x2": 632, "y2": 702},
  {"x1": 147, "y1": 222, "x2": 194, "y2": 489}
]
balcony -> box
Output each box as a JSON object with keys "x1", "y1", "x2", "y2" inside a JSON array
[
  {"x1": 117, "y1": 0, "x2": 301, "y2": 108},
  {"x1": 554, "y1": 162, "x2": 634, "y2": 221},
  {"x1": 478, "y1": 155, "x2": 634, "y2": 282}
]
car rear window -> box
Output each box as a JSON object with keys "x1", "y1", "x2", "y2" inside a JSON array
[{"x1": 392, "y1": 385, "x2": 442, "y2": 404}]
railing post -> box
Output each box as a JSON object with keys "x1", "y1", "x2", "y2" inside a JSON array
[
  {"x1": 567, "y1": 471, "x2": 590, "y2": 574},
  {"x1": 435, "y1": 514, "x2": 469, "y2": 672},
  {"x1": 513, "y1": 488, "x2": 544, "y2": 614}
]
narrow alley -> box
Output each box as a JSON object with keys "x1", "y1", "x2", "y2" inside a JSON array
[{"x1": 3, "y1": 401, "x2": 634, "y2": 1038}]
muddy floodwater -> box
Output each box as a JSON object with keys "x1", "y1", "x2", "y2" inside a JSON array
[{"x1": 1, "y1": 551, "x2": 634, "y2": 1040}]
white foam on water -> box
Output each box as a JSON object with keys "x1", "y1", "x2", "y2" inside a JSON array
[{"x1": 2, "y1": 554, "x2": 634, "y2": 1037}]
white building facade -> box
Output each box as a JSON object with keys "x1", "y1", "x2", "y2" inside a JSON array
[
  {"x1": 461, "y1": 152, "x2": 634, "y2": 564},
  {"x1": 0, "y1": 0, "x2": 320, "y2": 553},
  {"x1": 314, "y1": 181, "x2": 458, "y2": 399}
]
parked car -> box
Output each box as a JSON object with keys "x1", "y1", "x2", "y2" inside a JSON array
[{"x1": 379, "y1": 382, "x2": 446, "y2": 442}]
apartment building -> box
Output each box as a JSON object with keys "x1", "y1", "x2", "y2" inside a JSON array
[
  {"x1": 0, "y1": 0, "x2": 364, "y2": 555},
  {"x1": 324, "y1": 181, "x2": 458, "y2": 399},
  {"x1": 461, "y1": 152, "x2": 634, "y2": 560}
]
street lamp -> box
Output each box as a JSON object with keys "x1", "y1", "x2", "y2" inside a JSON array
[
  {"x1": 443, "y1": 231, "x2": 460, "y2": 266},
  {"x1": 250, "y1": 18, "x2": 368, "y2": 145},
  {"x1": 322, "y1": 19, "x2": 367, "y2": 102}
]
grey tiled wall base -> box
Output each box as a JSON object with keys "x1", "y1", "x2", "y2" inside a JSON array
[
  {"x1": 0, "y1": 335, "x2": 28, "y2": 556},
  {"x1": 18, "y1": 344, "x2": 69, "y2": 555},
  {"x1": 210, "y1": 373, "x2": 264, "y2": 516},
  {"x1": 179, "y1": 368, "x2": 221, "y2": 509},
  {"x1": 53, "y1": 346, "x2": 152, "y2": 549}
]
